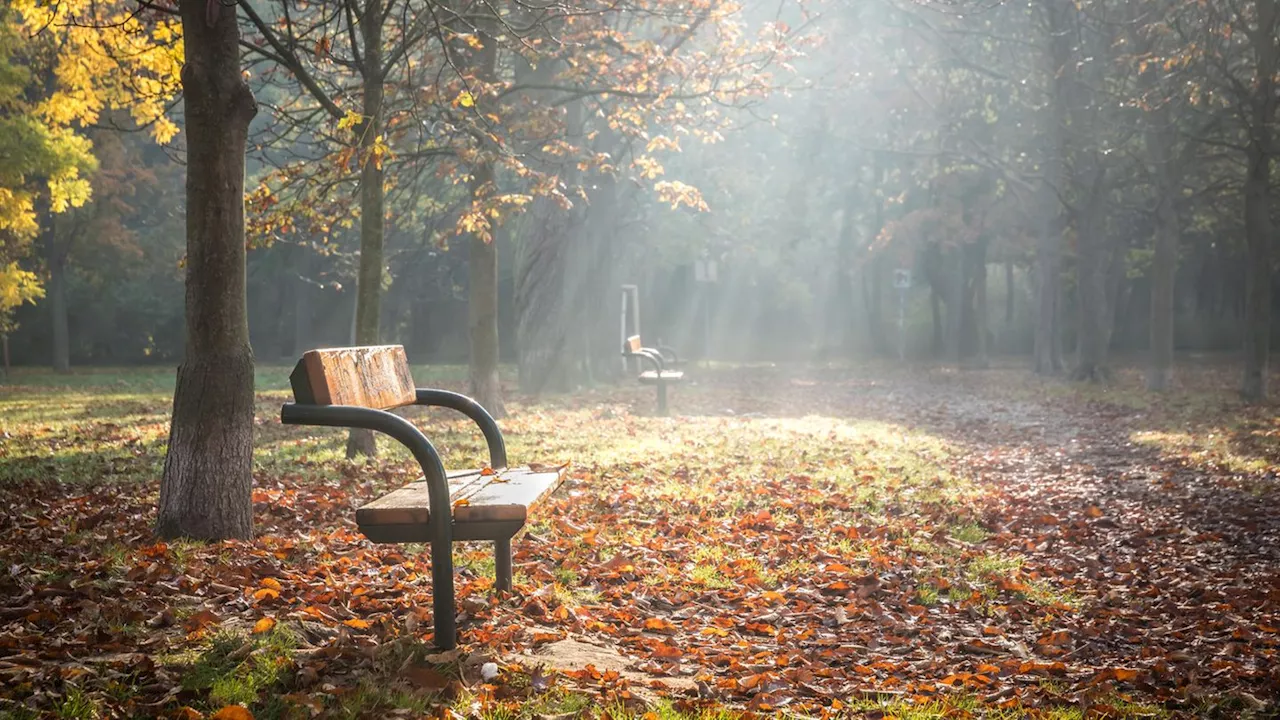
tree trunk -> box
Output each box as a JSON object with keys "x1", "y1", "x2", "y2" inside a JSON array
[
  {"x1": 466, "y1": 30, "x2": 505, "y2": 417},
  {"x1": 1033, "y1": 212, "x2": 1062, "y2": 375},
  {"x1": 867, "y1": 256, "x2": 885, "y2": 353},
  {"x1": 1004, "y1": 258, "x2": 1014, "y2": 327},
  {"x1": 1147, "y1": 189, "x2": 1178, "y2": 390},
  {"x1": 973, "y1": 241, "x2": 989, "y2": 369},
  {"x1": 46, "y1": 228, "x2": 70, "y2": 373},
  {"x1": 1241, "y1": 139, "x2": 1272, "y2": 401},
  {"x1": 346, "y1": 0, "x2": 385, "y2": 458},
  {"x1": 1073, "y1": 195, "x2": 1111, "y2": 382},
  {"x1": 1241, "y1": 1, "x2": 1277, "y2": 400},
  {"x1": 946, "y1": 246, "x2": 964, "y2": 364},
  {"x1": 293, "y1": 249, "x2": 312, "y2": 356},
  {"x1": 156, "y1": 0, "x2": 257, "y2": 541},
  {"x1": 469, "y1": 163, "x2": 505, "y2": 416}
]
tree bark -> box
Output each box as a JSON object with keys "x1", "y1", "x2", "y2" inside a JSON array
[
  {"x1": 1146, "y1": 196, "x2": 1177, "y2": 391},
  {"x1": 946, "y1": 246, "x2": 964, "y2": 364},
  {"x1": 1240, "y1": 0, "x2": 1277, "y2": 401},
  {"x1": 468, "y1": 161, "x2": 505, "y2": 416},
  {"x1": 1004, "y1": 258, "x2": 1014, "y2": 327},
  {"x1": 45, "y1": 226, "x2": 70, "y2": 373},
  {"x1": 346, "y1": 0, "x2": 385, "y2": 458},
  {"x1": 972, "y1": 240, "x2": 989, "y2": 369},
  {"x1": 466, "y1": 29, "x2": 505, "y2": 417},
  {"x1": 156, "y1": 0, "x2": 257, "y2": 541},
  {"x1": 1073, "y1": 183, "x2": 1111, "y2": 382},
  {"x1": 1241, "y1": 139, "x2": 1272, "y2": 401},
  {"x1": 292, "y1": 248, "x2": 312, "y2": 356},
  {"x1": 1032, "y1": 211, "x2": 1062, "y2": 375}
]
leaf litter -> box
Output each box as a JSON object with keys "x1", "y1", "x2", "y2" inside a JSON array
[{"x1": 1, "y1": 361, "x2": 1278, "y2": 718}]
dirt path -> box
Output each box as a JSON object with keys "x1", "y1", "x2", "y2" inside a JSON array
[{"x1": 840, "y1": 368, "x2": 1280, "y2": 709}]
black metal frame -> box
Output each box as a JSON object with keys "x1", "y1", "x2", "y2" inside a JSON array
[
  {"x1": 622, "y1": 341, "x2": 682, "y2": 415},
  {"x1": 280, "y1": 389, "x2": 508, "y2": 650}
]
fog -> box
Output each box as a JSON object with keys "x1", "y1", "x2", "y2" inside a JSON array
[{"x1": 5, "y1": 0, "x2": 1277, "y2": 398}]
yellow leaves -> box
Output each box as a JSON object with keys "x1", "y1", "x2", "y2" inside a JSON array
[
  {"x1": 633, "y1": 155, "x2": 665, "y2": 180},
  {"x1": 456, "y1": 91, "x2": 476, "y2": 108},
  {"x1": 654, "y1": 180, "x2": 709, "y2": 212},
  {"x1": 0, "y1": 189, "x2": 39, "y2": 240},
  {"x1": 48, "y1": 168, "x2": 91, "y2": 213},
  {"x1": 0, "y1": 262, "x2": 44, "y2": 320},
  {"x1": 645, "y1": 135, "x2": 682, "y2": 153},
  {"x1": 337, "y1": 110, "x2": 364, "y2": 132},
  {"x1": 11, "y1": 0, "x2": 181, "y2": 144},
  {"x1": 343, "y1": 618, "x2": 371, "y2": 629}
]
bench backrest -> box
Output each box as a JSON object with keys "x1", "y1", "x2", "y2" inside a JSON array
[
  {"x1": 625, "y1": 335, "x2": 642, "y2": 353},
  {"x1": 290, "y1": 345, "x2": 416, "y2": 410}
]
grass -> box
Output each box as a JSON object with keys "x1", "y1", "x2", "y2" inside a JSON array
[{"x1": 178, "y1": 626, "x2": 299, "y2": 711}]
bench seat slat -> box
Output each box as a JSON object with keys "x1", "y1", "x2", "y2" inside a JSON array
[
  {"x1": 356, "y1": 465, "x2": 566, "y2": 530},
  {"x1": 638, "y1": 370, "x2": 684, "y2": 383}
]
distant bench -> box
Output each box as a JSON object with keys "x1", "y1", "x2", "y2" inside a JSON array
[
  {"x1": 280, "y1": 345, "x2": 566, "y2": 649},
  {"x1": 622, "y1": 335, "x2": 684, "y2": 415}
]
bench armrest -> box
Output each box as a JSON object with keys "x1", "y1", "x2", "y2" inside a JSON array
[
  {"x1": 414, "y1": 389, "x2": 508, "y2": 470},
  {"x1": 657, "y1": 345, "x2": 681, "y2": 365},
  {"x1": 280, "y1": 402, "x2": 452, "y2": 533},
  {"x1": 623, "y1": 348, "x2": 665, "y2": 373}
]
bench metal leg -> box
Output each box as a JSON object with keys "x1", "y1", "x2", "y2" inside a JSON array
[
  {"x1": 495, "y1": 537, "x2": 513, "y2": 591},
  {"x1": 430, "y1": 536, "x2": 456, "y2": 649},
  {"x1": 656, "y1": 382, "x2": 669, "y2": 416}
]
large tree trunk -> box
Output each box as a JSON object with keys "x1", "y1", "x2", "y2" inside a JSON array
[
  {"x1": 1032, "y1": 211, "x2": 1063, "y2": 375},
  {"x1": 1073, "y1": 183, "x2": 1111, "y2": 382},
  {"x1": 1147, "y1": 196, "x2": 1177, "y2": 391},
  {"x1": 45, "y1": 227, "x2": 70, "y2": 373},
  {"x1": 346, "y1": 0, "x2": 385, "y2": 458},
  {"x1": 946, "y1": 246, "x2": 964, "y2": 364},
  {"x1": 468, "y1": 162, "x2": 505, "y2": 416},
  {"x1": 972, "y1": 240, "x2": 989, "y2": 369},
  {"x1": 1241, "y1": 2, "x2": 1277, "y2": 401},
  {"x1": 292, "y1": 247, "x2": 312, "y2": 356},
  {"x1": 156, "y1": 0, "x2": 257, "y2": 541},
  {"x1": 1004, "y1": 258, "x2": 1014, "y2": 327},
  {"x1": 466, "y1": 29, "x2": 505, "y2": 417},
  {"x1": 1241, "y1": 139, "x2": 1272, "y2": 401}
]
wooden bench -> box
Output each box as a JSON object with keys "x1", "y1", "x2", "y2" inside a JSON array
[
  {"x1": 622, "y1": 335, "x2": 684, "y2": 416},
  {"x1": 280, "y1": 345, "x2": 567, "y2": 649}
]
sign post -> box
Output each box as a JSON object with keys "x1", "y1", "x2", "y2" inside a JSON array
[
  {"x1": 893, "y1": 268, "x2": 911, "y2": 361},
  {"x1": 620, "y1": 285, "x2": 640, "y2": 373}
]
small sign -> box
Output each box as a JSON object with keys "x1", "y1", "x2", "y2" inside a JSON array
[
  {"x1": 695, "y1": 258, "x2": 719, "y2": 283},
  {"x1": 893, "y1": 268, "x2": 911, "y2": 289}
]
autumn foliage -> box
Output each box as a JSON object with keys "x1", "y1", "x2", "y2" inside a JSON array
[{"x1": 2, "y1": 361, "x2": 1279, "y2": 717}]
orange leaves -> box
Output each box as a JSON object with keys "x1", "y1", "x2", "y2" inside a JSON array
[
  {"x1": 210, "y1": 707, "x2": 253, "y2": 720},
  {"x1": 252, "y1": 617, "x2": 276, "y2": 634},
  {"x1": 643, "y1": 617, "x2": 677, "y2": 633},
  {"x1": 182, "y1": 609, "x2": 220, "y2": 634},
  {"x1": 343, "y1": 618, "x2": 371, "y2": 629}
]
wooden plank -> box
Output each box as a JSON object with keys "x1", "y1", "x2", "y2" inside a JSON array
[
  {"x1": 290, "y1": 345, "x2": 415, "y2": 409},
  {"x1": 639, "y1": 370, "x2": 684, "y2": 383},
  {"x1": 355, "y1": 465, "x2": 567, "y2": 529},
  {"x1": 456, "y1": 468, "x2": 566, "y2": 523}
]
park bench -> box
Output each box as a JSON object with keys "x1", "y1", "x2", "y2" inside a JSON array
[
  {"x1": 280, "y1": 345, "x2": 566, "y2": 649},
  {"x1": 622, "y1": 335, "x2": 684, "y2": 416}
]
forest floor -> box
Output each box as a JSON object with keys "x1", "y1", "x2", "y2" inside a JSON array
[{"x1": 1, "y1": 357, "x2": 1278, "y2": 720}]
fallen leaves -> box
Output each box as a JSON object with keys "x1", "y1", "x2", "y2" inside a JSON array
[{"x1": 2, "y1": 364, "x2": 1279, "y2": 717}]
